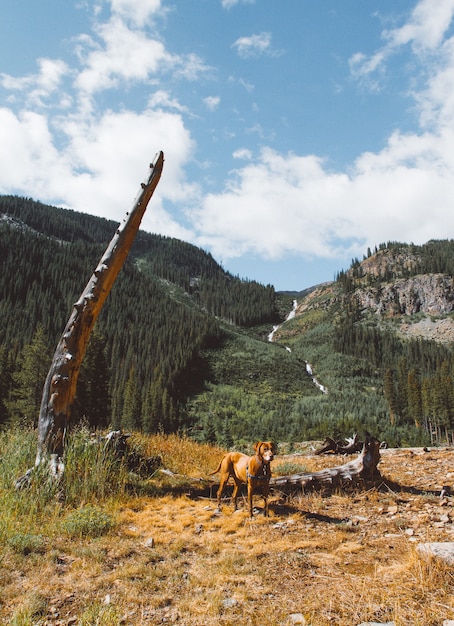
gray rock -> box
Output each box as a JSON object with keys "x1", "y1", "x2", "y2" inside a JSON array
[
  {"x1": 287, "y1": 614, "x2": 306, "y2": 625},
  {"x1": 417, "y1": 541, "x2": 454, "y2": 564},
  {"x1": 222, "y1": 598, "x2": 238, "y2": 609}
]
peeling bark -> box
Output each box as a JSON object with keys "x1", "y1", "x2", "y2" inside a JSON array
[{"x1": 16, "y1": 152, "x2": 164, "y2": 488}]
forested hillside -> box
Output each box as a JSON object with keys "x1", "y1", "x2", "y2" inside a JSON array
[
  {"x1": 0, "y1": 195, "x2": 280, "y2": 433},
  {"x1": 1, "y1": 195, "x2": 454, "y2": 448},
  {"x1": 268, "y1": 241, "x2": 454, "y2": 447}
]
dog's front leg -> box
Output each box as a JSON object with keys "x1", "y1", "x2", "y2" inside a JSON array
[{"x1": 247, "y1": 481, "x2": 254, "y2": 517}]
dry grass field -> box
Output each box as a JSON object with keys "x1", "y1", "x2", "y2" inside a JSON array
[{"x1": 1, "y1": 434, "x2": 454, "y2": 625}]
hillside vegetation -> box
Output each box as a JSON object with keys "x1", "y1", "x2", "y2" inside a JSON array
[{"x1": 1, "y1": 196, "x2": 454, "y2": 446}]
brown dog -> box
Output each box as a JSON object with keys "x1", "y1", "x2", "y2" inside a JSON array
[{"x1": 210, "y1": 441, "x2": 275, "y2": 516}]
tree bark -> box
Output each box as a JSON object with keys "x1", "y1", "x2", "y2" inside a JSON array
[
  {"x1": 270, "y1": 435, "x2": 381, "y2": 493},
  {"x1": 17, "y1": 152, "x2": 164, "y2": 487}
]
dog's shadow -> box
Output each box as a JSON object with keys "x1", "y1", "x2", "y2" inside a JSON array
[{"x1": 268, "y1": 501, "x2": 351, "y2": 524}]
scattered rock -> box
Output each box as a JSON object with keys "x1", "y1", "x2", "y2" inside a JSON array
[
  {"x1": 287, "y1": 613, "x2": 306, "y2": 625},
  {"x1": 144, "y1": 537, "x2": 154, "y2": 548},
  {"x1": 417, "y1": 542, "x2": 454, "y2": 564},
  {"x1": 222, "y1": 598, "x2": 238, "y2": 609}
]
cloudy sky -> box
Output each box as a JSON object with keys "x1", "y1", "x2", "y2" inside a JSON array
[{"x1": 1, "y1": 1, "x2": 454, "y2": 291}]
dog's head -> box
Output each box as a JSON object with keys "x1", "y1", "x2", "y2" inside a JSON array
[{"x1": 254, "y1": 441, "x2": 275, "y2": 463}]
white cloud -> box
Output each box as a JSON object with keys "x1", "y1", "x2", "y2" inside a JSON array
[
  {"x1": 232, "y1": 148, "x2": 252, "y2": 160},
  {"x1": 148, "y1": 90, "x2": 189, "y2": 113},
  {"x1": 221, "y1": 0, "x2": 255, "y2": 9},
  {"x1": 232, "y1": 32, "x2": 272, "y2": 59},
  {"x1": 110, "y1": 0, "x2": 163, "y2": 26},
  {"x1": 385, "y1": 0, "x2": 454, "y2": 51},
  {"x1": 203, "y1": 96, "x2": 220, "y2": 111},
  {"x1": 1, "y1": 58, "x2": 69, "y2": 106},
  {"x1": 350, "y1": 2, "x2": 454, "y2": 83},
  {"x1": 75, "y1": 17, "x2": 173, "y2": 96},
  {"x1": 191, "y1": 121, "x2": 454, "y2": 263}
]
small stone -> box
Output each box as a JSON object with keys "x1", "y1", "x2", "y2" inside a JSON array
[
  {"x1": 418, "y1": 542, "x2": 454, "y2": 564},
  {"x1": 144, "y1": 537, "x2": 154, "y2": 548},
  {"x1": 287, "y1": 613, "x2": 306, "y2": 625},
  {"x1": 222, "y1": 598, "x2": 238, "y2": 609}
]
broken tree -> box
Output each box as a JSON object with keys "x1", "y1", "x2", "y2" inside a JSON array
[
  {"x1": 16, "y1": 152, "x2": 164, "y2": 488},
  {"x1": 270, "y1": 435, "x2": 381, "y2": 494}
]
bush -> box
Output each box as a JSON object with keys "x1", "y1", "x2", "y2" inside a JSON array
[
  {"x1": 7, "y1": 533, "x2": 46, "y2": 555},
  {"x1": 61, "y1": 505, "x2": 114, "y2": 538}
]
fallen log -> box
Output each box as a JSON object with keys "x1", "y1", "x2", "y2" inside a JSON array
[
  {"x1": 270, "y1": 435, "x2": 381, "y2": 493},
  {"x1": 315, "y1": 433, "x2": 364, "y2": 455},
  {"x1": 15, "y1": 152, "x2": 164, "y2": 489}
]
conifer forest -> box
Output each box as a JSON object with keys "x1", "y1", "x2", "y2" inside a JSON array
[{"x1": 1, "y1": 195, "x2": 454, "y2": 448}]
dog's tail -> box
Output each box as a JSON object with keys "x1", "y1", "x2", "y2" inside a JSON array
[{"x1": 208, "y1": 460, "x2": 222, "y2": 476}]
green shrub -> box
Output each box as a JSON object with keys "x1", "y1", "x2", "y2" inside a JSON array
[
  {"x1": 7, "y1": 533, "x2": 46, "y2": 555},
  {"x1": 61, "y1": 505, "x2": 114, "y2": 538}
]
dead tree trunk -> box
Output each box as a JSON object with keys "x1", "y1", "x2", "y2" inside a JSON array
[
  {"x1": 16, "y1": 152, "x2": 164, "y2": 487},
  {"x1": 270, "y1": 435, "x2": 381, "y2": 493}
]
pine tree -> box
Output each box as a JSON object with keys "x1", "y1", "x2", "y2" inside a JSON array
[
  {"x1": 383, "y1": 368, "x2": 398, "y2": 425},
  {"x1": 121, "y1": 365, "x2": 142, "y2": 431},
  {"x1": 76, "y1": 329, "x2": 111, "y2": 428},
  {"x1": 407, "y1": 369, "x2": 422, "y2": 428},
  {"x1": 8, "y1": 325, "x2": 51, "y2": 427},
  {"x1": 0, "y1": 346, "x2": 13, "y2": 426}
]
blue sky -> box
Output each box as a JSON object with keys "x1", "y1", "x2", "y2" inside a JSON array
[{"x1": 1, "y1": 1, "x2": 454, "y2": 291}]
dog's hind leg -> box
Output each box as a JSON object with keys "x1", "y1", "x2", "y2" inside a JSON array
[
  {"x1": 232, "y1": 476, "x2": 243, "y2": 511},
  {"x1": 216, "y1": 474, "x2": 229, "y2": 511}
]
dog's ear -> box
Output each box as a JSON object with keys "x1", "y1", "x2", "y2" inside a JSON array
[
  {"x1": 253, "y1": 441, "x2": 262, "y2": 453},
  {"x1": 271, "y1": 441, "x2": 276, "y2": 454}
]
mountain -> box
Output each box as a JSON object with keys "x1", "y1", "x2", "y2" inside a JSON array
[{"x1": 1, "y1": 196, "x2": 454, "y2": 448}]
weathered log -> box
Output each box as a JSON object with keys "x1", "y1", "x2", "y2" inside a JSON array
[
  {"x1": 270, "y1": 435, "x2": 381, "y2": 493},
  {"x1": 16, "y1": 152, "x2": 164, "y2": 488},
  {"x1": 337, "y1": 433, "x2": 364, "y2": 454},
  {"x1": 314, "y1": 436, "x2": 339, "y2": 455},
  {"x1": 315, "y1": 433, "x2": 364, "y2": 455}
]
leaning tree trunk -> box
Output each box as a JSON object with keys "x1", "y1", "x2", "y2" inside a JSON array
[
  {"x1": 16, "y1": 152, "x2": 164, "y2": 487},
  {"x1": 270, "y1": 435, "x2": 381, "y2": 493}
]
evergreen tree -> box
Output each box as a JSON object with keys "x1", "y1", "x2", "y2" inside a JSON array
[
  {"x1": 76, "y1": 329, "x2": 111, "y2": 428},
  {"x1": 0, "y1": 347, "x2": 13, "y2": 426},
  {"x1": 121, "y1": 365, "x2": 142, "y2": 431},
  {"x1": 8, "y1": 325, "x2": 51, "y2": 427},
  {"x1": 407, "y1": 369, "x2": 422, "y2": 428},
  {"x1": 383, "y1": 368, "x2": 398, "y2": 425},
  {"x1": 142, "y1": 381, "x2": 160, "y2": 434}
]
